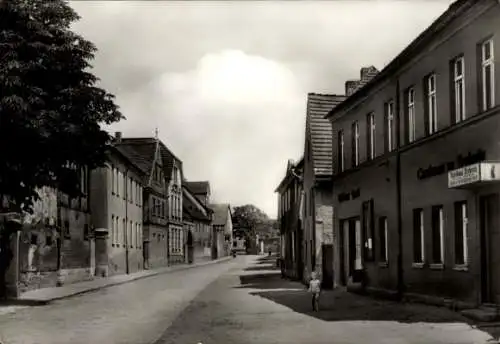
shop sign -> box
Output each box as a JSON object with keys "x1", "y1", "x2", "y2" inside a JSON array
[
  {"x1": 417, "y1": 149, "x2": 486, "y2": 180},
  {"x1": 448, "y1": 164, "x2": 480, "y2": 188}
]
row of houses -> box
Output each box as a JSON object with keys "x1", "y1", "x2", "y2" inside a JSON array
[
  {"x1": 276, "y1": 0, "x2": 500, "y2": 308},
  {"x1": 3, "y1": 132, "x2": 233, "y2": 297}
]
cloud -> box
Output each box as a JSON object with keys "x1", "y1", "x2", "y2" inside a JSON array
[{"x1": 70, "y1": 1, "x2": 453, "y2": 217}]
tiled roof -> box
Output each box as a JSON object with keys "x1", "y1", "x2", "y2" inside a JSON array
[
  {"x1": 209, "y1": 203, "x2": 231, "y2": 226},
  {"x1": 185, "y1": 181, "x2": 210, "y2": 195},
  {"x1": 183, "y1": 187, "x2": 211, "y2": 222},
  {"x1": 274, "y1": 158, "x2": 303, "y2": 193},
  {"x1": 306, "y1": 93, "x2": 347, "y2": 176},
  {"x1": 118, "y1": 137, "x2": 183, "y2": 183}
]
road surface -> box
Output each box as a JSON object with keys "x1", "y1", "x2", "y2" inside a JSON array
[{"x1": 0, "y1": 255, "x2": 495, "y2": 344}]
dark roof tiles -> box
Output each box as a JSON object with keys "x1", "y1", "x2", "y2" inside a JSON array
[
  {"x1": 306, "y1": 93, "x2": 346, "y2": 176},
  {"x1": 209, "y1": 203, "x2": 231, "y2": 226}
]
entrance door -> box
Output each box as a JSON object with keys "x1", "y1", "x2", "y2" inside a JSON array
[
  {"x1": 480, "y1": 194, "x2": 500, "y2": 303},
  {"x1": 322, "y1": 244, "x2": 334, "y2": 289}
]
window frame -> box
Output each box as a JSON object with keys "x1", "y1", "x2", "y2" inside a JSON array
[
  {"x1": 453, "y1": 56, "x2": 466, "y2": 122},
  {"x1": 386, "y1": 101, "x2": 395, "y2": 152},
  {"x1": 481, "y1": 39, "x2": 495, "y2": 111},
  {"x1": 426, "y1": 74, "x2": 438, "y2": 134},
  {"x1": 431, "y1": 205, "x2": 445, "y2": 265},
  {"x1": 338, "y1": 129, "x2": 345, "y2": 172},
  {"x1": 367, "y1": 112, "x2": 376, "y2": 160},
  {"x1": 413, "y1": 208, "x2": 425, "y2": 264},
  {"x1": 352, "y1": 121, "x2": 360, "y2": 167},
  {"x1": 407, "y1": 88, "x2": 416, "y2": 143}
]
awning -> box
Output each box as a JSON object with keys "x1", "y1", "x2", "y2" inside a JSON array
[{"x1": 448, "y1": 162, "x2": 500, "y2": 189}]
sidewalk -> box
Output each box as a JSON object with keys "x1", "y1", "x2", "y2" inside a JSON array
[{"x1": 13, "y1": 256, "x2": 233, "y2": 305}]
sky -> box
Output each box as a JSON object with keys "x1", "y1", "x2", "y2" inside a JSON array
[{"x1": 70, "y1": 0, "x2": 454, "y2": 219}]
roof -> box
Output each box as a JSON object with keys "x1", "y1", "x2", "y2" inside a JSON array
[
  {"x1": 182, "y1": 186, "x2": 211, "y2": 222},
  {"x1": 185, "y1": 181, "x2": 210, "y2": 195},
  {"x1": 108, "y1": 145, "x2": 147, "y2": 177},
  {"x1": 274, "y1": 158, "x2": 303, "y2": 193},
  {"x1": 326, "y1": 0, "x2": 474, "y2": 119},
  {"x1": 209, "y1": 203, "x2": 231, "y2": 226},
  {"x1": 306, "y1": 93, "x2": 347, "y2": 176},
  {"x1": 117, "y1": 137, "x2": 183, "y2": 183}
]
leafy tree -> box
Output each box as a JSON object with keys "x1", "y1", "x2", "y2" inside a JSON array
[
  {"x1": 0, "y1": 0, "x2": 122, "y2": 297},
  {"x1": 232, "y1": 204, "x2": 270, "y2": 232}
]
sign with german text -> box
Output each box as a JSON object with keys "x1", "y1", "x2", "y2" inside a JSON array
[{"x1": 448, "y1": 164, "x2": 480, "y2": 188}]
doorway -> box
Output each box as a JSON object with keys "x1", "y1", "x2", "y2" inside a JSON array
[
  {"x1": 480, "y1": 193, "x2": 500, "y2": 303},
  {"x1": 341, "y1": 217, "x2": 362, "y2": 285},
  {"x1": 322, "y1": 244, "x2": 334, "y2": 289}
]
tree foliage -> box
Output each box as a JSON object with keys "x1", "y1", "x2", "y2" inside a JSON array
[
  {"x1": 0, "y1": 0, "x2": 123, "y2": 213},
  {"x1": 232, "y1": 204, "x2": 270, "y2": 232}
]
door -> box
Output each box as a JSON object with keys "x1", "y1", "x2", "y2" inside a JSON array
[
  {"x1": 480, "y1": 194, "x2": 500, "y2": 303},
  {"x1": 322, "y1": 244, "x2": 334, "y2": 289}
]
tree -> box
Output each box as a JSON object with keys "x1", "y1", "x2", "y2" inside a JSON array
[
  {"x1": 0, "y1": 0, "x2": 122, "y2": 212},
  {"x1": 232, "y1": 204, "x2": 270, "y2": 232},
  {"x1": 0, "y1": 0, "x2": 122, "y2": 296}
]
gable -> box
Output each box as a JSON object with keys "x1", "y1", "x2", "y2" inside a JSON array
[{"x1": 305, "y1": 93, "x2": 346, "y2": 177}]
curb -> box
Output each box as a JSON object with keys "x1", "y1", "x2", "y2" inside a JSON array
[{"x1": 10, "y1": 256, "x2": 234, "y2": 305}]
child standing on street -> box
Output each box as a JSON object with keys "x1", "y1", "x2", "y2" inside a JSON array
[{"x1": 308, "y1": 272, "x2": 321, "y2": 312}]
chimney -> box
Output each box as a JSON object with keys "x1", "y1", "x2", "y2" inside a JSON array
[
  {"x1": 115, "y1": 131, "x2": 122, "y2": 142},
  {"x1": 360, "y1": 66, "x2": 379, "y2": 83},
  {"x1": 345, "y1": 80, "x2": 360, "y2": 97}
]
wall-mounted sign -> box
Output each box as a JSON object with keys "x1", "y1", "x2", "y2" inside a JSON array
[
  {"x1": 448, "y1": 162, "x2": 500, "y2": 188},
  {"x1": 417, "y1": 149, "x2": 486, "y2": 180}
]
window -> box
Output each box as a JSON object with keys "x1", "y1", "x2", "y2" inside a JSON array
[
  {"x1": 453, "y1": 56, "x2": 466, "y2": 122},
  {"x1": 454, "y1": 201, "x2": 468, "y2": 265},
  {"x1": 111, "y1": 215, "x2": 115, "y2": 245},
  {"x1": 481, "y1": 39, "x2": 495, "y2": 111},
  {"x1": 431, "y1": 206, "x2": 444, "y2": 264},
  {"x1": 413, "y1": 209, "x2": 424, "y2": 263},
  {"x1": 129, "y1": 220, "x2": 133, "y2": 248},
  {"x1": 385, "y1": 101, "x2": 395, "y2": 152},
  {"x1": 379, "y1": 217, "x2": 388, "y2": 263},
  {"x1": 407, "y1": 88, "x2": 416, "y2": 143},
  {"x1": 362, "y1": 200, "x2": 375, "y2": 261},
  {"x1": 116, "y1": 171, "x2": 121, "y2": 197},
  {"x1": 352, "y1": 121, "x2": 359, "y2": 167},
  {"x1": 367, "y1": 113, "x2": 375, "y2": 160},
  {"x1": 425, "y1": 74, "x2": 438, "y2": 134},
  {"x1": 122, "y1": 218, "x2": 126, "y2": 246},
  {"x1": 111, "y1": 166, "x2": 115, "y2": 194}
]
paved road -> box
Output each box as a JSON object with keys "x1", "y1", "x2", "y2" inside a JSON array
[
  {"x1": 0, "y1": 255, "x2": 496, "y2": 344},
  {"x1": 0, "y1": 257, "x2": 245, "y2": 344}
]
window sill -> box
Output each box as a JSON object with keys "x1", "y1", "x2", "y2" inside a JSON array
[
  {"x1": 453, "y1": 264, "x2": 469, "y2": 271},
  {"x1": 430, "y1": 263, "x2": 444, "y2": 270},
  {"x1": 412, "y1": 262, "x2": 424, "y2": 269},
  {"x1": 378, "y1": 261, "x2": 388, "y2": 268}
]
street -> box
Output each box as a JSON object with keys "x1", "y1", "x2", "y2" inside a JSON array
[{"x1": 0, "y1": 256, "x2": 496, "y2": 344}]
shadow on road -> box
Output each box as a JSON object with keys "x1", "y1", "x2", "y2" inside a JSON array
[{"x1": 236, "y1": 262, "x2": 477, "y2": 325}]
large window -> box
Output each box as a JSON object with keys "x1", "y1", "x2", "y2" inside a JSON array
[
  {"x1": 453, "y1": 56, "x2": 466, "y2": 122},
  {"x1": 379, "y1": 216, "x2": 388, "y2": 263},
  {"x1": 413, "y1": 209, "x2": 424, "y2": 264},
  {"x1": 454, "y1": 201, "x2": 468, "y2": 265},
  {"x1": 481, "y1": 39, "x2": 495, "y2": 111},
  {"x1": 407, "y1": 88, "x2": 416, "y2": 143},
  {"x1": 352, "y1": 121, "x2": 359, "y2": 167},
  {"x1": 385, "y1": 101, "x2": 395, "y2": 152},
  {"x1": 367, "y1": 112, "x2": 375, "y2": 160},
  {"x1": 431, "y1": 205, "x2": 444, "y2": 264},
  {"x1": 338, "y1": 130, "x2": 345, "y2": 172},
  {"x1": 425, "y1": 74, "x2": 438, "y2": 134}
]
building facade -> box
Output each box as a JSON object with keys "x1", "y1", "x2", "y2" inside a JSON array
[
  {"x1": 9, "y1": 165, "x2": 93, "y2": 294},
  {"x1": 184, "y1": 181, "x2": 212, "y2": 258},
  {"x1": 327, "y1": 0, "x2": 500, "y2": 306},
  {"x1": 182, "y1": 183, "x2": 213, "y2": 263},
  {"x1": 276, "y1": 158, "x2": 304, "y2": 281},
  {"x1": 90, "y1": 143, "x2": 144, "y2": 277},
  {"x1": 302, "y1": 93, "x2": 346, "y2": 288},
  {"x1": 209, "y1": 204, "x2": 233, "y2": 259},
  {"x1": 116, "y1": 136, "x2": 170, "y2": 269}
]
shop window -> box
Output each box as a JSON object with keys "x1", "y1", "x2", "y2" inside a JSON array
[
  {"x1": 454, "y1": 201, "x2": 468, "y2": 265},
  {"x1": 431, "y1": 205, "x2": 444, "y2": 264},
  {"x1": 378, "y1": 217, "x2": 388, "y2": 263},
  {"x1": 413, "y1": 209, "x2": 424, "y2": 263}
]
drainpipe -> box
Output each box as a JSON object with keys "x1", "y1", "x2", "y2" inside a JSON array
[
  {"x1": 395, "y1": 78, "x2": 404, "y2": 298},
  {"x1": 124, "y1": 170, "x2": 129, "y2": 274}
]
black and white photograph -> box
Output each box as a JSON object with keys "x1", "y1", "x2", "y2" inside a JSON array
[{"x1": 1, "y1": 0, "x2": 500, "y2": 343}]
